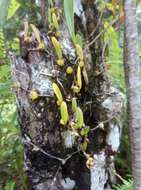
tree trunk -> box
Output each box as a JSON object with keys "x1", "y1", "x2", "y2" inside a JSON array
[
  {"x1": 124, "y1": 1, "x2": 141, "y2": 190},
  {"x1": 10, "y1": 1, "x2": 125, "y2": 189}
]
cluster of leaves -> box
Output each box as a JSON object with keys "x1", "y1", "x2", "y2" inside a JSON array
[{"x1": 47, "y1": 1, "x2": 92, "y2": 168}]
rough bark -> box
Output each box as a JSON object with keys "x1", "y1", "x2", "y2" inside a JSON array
[
  {"x1": 124, "y1": 1, "x2": 141, "y2": 190},
  {"x1": 10, "y1": 1, "x2": 125, "y2": 189}
]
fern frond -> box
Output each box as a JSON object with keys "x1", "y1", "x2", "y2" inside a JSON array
[{"x1": 114, "y1": 179, "x2": 133, "y2": 190}]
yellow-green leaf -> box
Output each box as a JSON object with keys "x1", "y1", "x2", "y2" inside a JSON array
[
  {"x1": 80, "y1": 141, "x2": 88, "y2": 152},
  {"x1": 76, "y1": 44, "x2": 83, "y2": 60},
  {"x1": 29, "y1": 90, "x2": 39, "y2": 101},
  {"x1": 77, "y1": 66, "x2": 82, "y2": 89},
  {"x1": 60, "y1": 101, "x2": 69, "y2": 125},
  {"x1": 80, "y1": 127, "x2": 90, "y2": 136},
  {"x1": 52, "y1": 83, "x2": 63, "y2": 104},
  {"x1": 72, "y1": 85, "x2": 80, "y2": 93},
  {"x1": 51, "y1": 36, "x2": 62, "y2": 59},
  {"x1": 79, "y1": 60, "x2": 84, "y2": 67},
  {"x1": 52, "y1": 12, "x2": 59, "y2": 30},
  {"x1": 66, "y1": 66, "x2": 73, "y2": 74},
  {"x1": 7, "y1": 0, "x2": 20, "y2": 20},
  {"x1": 72, "y1": 97, "x2": 77, "y2": 112},
  {"x1": 57, "y1": 59, "x2": 64, "y2": 66},
  {"x1": 75, "y1": 107, "x2": 84, "y2": 128},
  {"x1": 38, "y1": 42, "x2": 45, "y2": 50},
  {"x1": 30, "y1": 24, "x2": 41, "y2": 43}
]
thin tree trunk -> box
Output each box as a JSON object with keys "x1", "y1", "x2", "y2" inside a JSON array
[
  {"x1": 124, "y1": 1, "x2": 141, "y2": 190},
  {"x1": 10, "y1": 1, "x2": 125, "y2": 189}
]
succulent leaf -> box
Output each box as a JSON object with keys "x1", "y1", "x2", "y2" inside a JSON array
[
  {"x1": 60, "y1": 101, "x2": 69, "y2": 125},
  {"x1": 52, "y1": 83, "x2": 63, "y2": 104}
]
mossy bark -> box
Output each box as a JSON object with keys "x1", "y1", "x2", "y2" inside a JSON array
[{"x1": 10, "y1": 1, "x2": 125, "y2": 189}]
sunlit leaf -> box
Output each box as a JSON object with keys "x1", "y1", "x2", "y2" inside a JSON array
[
  {"x1": 7, "y1": 0, "x2": 20, "y2": 20},
  {"x1": 64, "y1": 0, "x2": 75, "y2": 39},
  {"x1": 52, "y1": 83, "x2": 63, "y2": 104},
  {"x1": 60, "y1": 101, "x2": 69, "y2": 125},
  {"x1": 5, "y1": 181, "x2": 15, "y2": 190}
]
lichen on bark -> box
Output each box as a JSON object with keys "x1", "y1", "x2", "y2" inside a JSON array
[{"x1": 10, "y1": 1, "x2": 125, "y2": 189}]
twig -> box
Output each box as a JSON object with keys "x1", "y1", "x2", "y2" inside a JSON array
[
  {"x1": 24, "y1": 134, "x2": 79, "y2": 165},
  {"x1": 85, "y1": 10, "x2": 104, "y2": 42},
  {"x1": 90, "y1": 116, "x2": 115, "y2": 131},
  {"x1": 85, "y1": 17, "x2": 119, "y2": 49},
  {"x1": 50, "y1": 165, "x2": 61, "y2": 187},
  {"x1": 112, "y1": 169, "x2": 126, "y2": 183}
]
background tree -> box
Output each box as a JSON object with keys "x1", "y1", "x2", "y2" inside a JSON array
[{"x1": 124, "y1": 0, "x2": 141, "y2": 189}]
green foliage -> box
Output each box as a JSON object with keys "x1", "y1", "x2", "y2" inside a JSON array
[
  {"x1": 105, "y1": 21, "x2": 125, "y2": 91},
  {"x1": 74, "y1": 34, "x2": 83, "y2": 47},
  {"x1": 0, "y1": 101, "x2": 26, "y2": 189},
  {"x1": 74, "y1": 107, "x2": 84, "y2": 129},
  {"x1": 0, "y1": 1, "x2": 27, "y2": 188},
  {"x1": 63, "y1": 0, "x2": 82, "y2": 46},
  {"x1": 104, "y1": 16, "x2": 131, "y2": 187},
  {"x1": 0, "y1": 38, "x2": 26, "y2": 189},
  {"x1": 48, "y1": 0, "x2": 53, "y2": 7},
  {"x1": 5, "y1": 181, "x2": 15, "y2": 190},
  {"x1": 60, "y1": 101, "x2": 69, "y2": 125},
  {"x1": 64, "y1": 0, "x2": 75, "y2": 40},
  {"x1": 114, "y1": 179, "x2": 133, "y2": 190},
  {"x1": 7, "y1": 0, "x2": 20, "y2": 20}
]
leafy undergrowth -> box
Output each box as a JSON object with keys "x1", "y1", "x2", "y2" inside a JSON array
[
  {"x1": 113, "y1": 179, "x2": 133, "y2": 190},
  {"x1": 0, "y1": 84, "x2": 29, "y2": 190},
  {"x1": 0, "y1": 100, "x2": 27, "y2": 190},
  {"x1": 105, "y1": 23, "x2": 125, "y2": 92},
  {"x1": 0, "y1": 63, "x2": 27, "y2": 189},
  {"x1": 105, "y1": 23, "x2": 133, "y2": 189}
]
